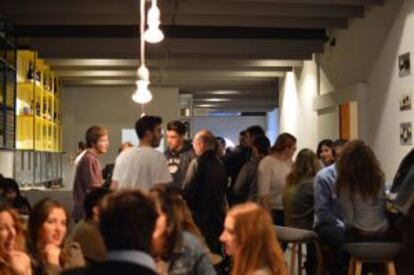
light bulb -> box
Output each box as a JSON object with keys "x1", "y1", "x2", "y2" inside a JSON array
[
  {"x1": 144, "y1": 26, "x2": 164, "y2": 43},
  {"x1": 132, "y1": 80, "x2": 153, "y2": 104},
  {"x1": 144, "y1": 4, "x2": 164, "y2": 43},
  {"x1": 147, "y1": 5, "x2": 161, "y2": 26}
]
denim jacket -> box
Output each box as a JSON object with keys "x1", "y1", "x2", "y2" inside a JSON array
[
  {"x1": 314, "y1": 164, "x2": 345, "y2": 229},
  {"x1": 168, "y1": 231, "x2": 217, "y2": 275}
]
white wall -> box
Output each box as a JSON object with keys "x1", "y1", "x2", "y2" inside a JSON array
[
  {"x1": 278, "y1": 0, "x2": 413, "y2": 180},
  {"x1": 366, "y1": 0, "x2": 414, "y2": 181},
  {"x1": 279, "y1": 60, "x2": 319, "y2": 152},
  {"x1": 191, "y1": 115, "x2": 267, "y2": 147},
  {"x1": 62, "y1": 86, "x2": 179, "y2": 188}
]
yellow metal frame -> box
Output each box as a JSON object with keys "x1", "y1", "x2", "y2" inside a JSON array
[{"x1": 16, "y1": 50, "x2": 62, "y2": 152}]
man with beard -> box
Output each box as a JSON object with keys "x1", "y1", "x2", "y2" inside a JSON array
[{"x1": 111, "y1": 116, "x2": 172, "y2": 190}]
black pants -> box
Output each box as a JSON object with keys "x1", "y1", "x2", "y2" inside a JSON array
[{"x1": 271, "y1": 209, "x2": 285, "y2": 226}]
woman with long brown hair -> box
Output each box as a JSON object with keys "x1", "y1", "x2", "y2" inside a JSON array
[
  {"x1": 284, "y1": 148, "x2": 321, "y2": 230},
  {"x1": 28, "y1": 199, "x2": 84, "y2": 275},
  {"x1": 220, "y1": 202, "x2": 288, "y2": 275},
  {"x1": 149, "y1": 187, "x2": 216, "y2": 275},
  {"x1": 258, "y1": 133, "x2": 297, "y2": 225},
  {"x1": 336, "y1": 140, "x2": 389, "y2": 241},
  {"x1": 0, "y1": 204, "x2": 32, "y2": 275},
  {"x1": 283, "y1": 148, "x2": 320, "y2": 275}
]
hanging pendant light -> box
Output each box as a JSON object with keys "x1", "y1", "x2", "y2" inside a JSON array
[
  {"x1": 132, "y1": 65, "x2": 153, "y2": 104},
  {"x1": 144, "y1": 0, "x2": 164, "y2": 44},
  {"x1": 132, "y1": 0, "x2": 153, "y2": 111}
]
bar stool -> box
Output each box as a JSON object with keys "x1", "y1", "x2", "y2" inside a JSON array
[
  {"x1": 274, "y1": 226, "x2": 323, "y2": 275},
  {"x1": 342, "y1": 242, "x2": 401, "y2": 275}
]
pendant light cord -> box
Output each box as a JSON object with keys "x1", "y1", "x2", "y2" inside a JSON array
[{"x1": 140, "y1": 0, "x2": 145, "y2": 67}]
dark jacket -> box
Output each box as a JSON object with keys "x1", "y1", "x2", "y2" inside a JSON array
[
  {"x1": 164, "y1": 141, "x2": 196, "y2": 188},
  {"x1": 183, "y1": 150, "x2": 227, "y2": 253},
  {"x1": 230, "y1": 157, "x2": 260, "y2": 203},
  {"x1": 283, "y1": 177, "x2": 315, "y2": 230},
  {"x1": 224, "y1": 146, "x2": 251, "y2": 205},
  {"x1": 61, "y1": 261, "x2": 156, "y2": 275}
]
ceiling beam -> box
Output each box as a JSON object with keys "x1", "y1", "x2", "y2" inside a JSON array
[
  {"x1": 52, "y1": 65, "x2": 293, "y2": 73},
  {"x1": 218, "y1": 0, "x2": 383, "y2": 5},
  {"x1": 1, "y1": 0, "x2": 366, "y2": 18},
  {"x1": 24, "y1": 39, "x2": 314, "y2": 59},
  {"x1": 167, "y1": 15, "x2": 348, "y2": 29},
  {"x1": 170, "y1": 1, "x2": 364, "y2": 18},
  {"x1": 57, "y1": 70, "x2": 285, "y2": 78},
  {"x1": 193, "y1": 94, "x2": 277, "y2": 100},
  {"x1": 62, "y1": 78, "x2": 279, "y2": 87},
  {"x1": 46, "y1": 58, "x2": 303, "y2": 68},
  {"x1": 193, "y1": 106, "x2": 277, "y2": 112},
  {"x1": 21, "y1": 38, "x2": 323, "y2": 58},
  {"x1": 15, "y1": 25, "x2": 327, "y2": 40},
  {"x1": 7, "y1": 14, "x2": 348, "y2": 29}
]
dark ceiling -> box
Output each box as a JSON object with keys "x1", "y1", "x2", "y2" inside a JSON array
[{"x1": 0, "y1": 0, "x2": 384, "y2": 112}]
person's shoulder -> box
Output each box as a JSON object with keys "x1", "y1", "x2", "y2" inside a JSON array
[
  {"x1": 78, "y1": 151, "x2": 97, "y2": 164},
  {"x1": 259, "y1": 155, "x2": 274, "y2": 166},
  {"x1": 316, "y1": 163, "x2": 336, "y2": 177},
  {"x1": 181, "y1": 231, "x2": 209, "y2": 256},
  {"x1": 72, "y1": 220, "x2": 95, "y2": 235},
  {"x1": 119, "y1": 147, "x2": 138, "y2": 159},
  {"x1": 64, "y1": 240, "x2": 84, "y2": 256},
  {"x1": 182, "y1": 231, "x2": 205, "y2": 248}
]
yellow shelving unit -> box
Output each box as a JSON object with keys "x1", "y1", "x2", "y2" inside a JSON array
[
  {"x1": 16, "y1": 50, "x2": 62, "y2": 152},
  {"x1": 15, "y1": 50, "x2": 63, "y2": 188}
]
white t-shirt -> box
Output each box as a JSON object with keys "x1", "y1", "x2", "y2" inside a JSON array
[{"x1": 112, "y1": 146, "x2": 172, "y2": 190}]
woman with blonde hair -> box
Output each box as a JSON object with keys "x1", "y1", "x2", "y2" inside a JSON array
[
  {"x1": 0, "y1": 204, "x2": 32, "y2": 275},
  {"x1": 220, "y1": 202, "x2": 288, "y2": 275}
]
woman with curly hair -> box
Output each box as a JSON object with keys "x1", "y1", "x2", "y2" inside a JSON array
[
  {"x1": 0, "y1": 204, "x2": 32, "y2": 275},
  {"x1": 220, "y1": 202, "x2": 288, "y2": 275},
  {"x1": 336, "y1": 140, "x2": 389, "y2": 242}
]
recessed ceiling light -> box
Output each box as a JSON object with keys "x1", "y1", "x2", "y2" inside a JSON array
[
  {"x1": 197, "y1": 104, "x2": 219, "y2": 108},
  {"x1": 210, "y1": 90, "x2": 240, "y2": 95},
  {"x1": 200, "y1": 98, "x2": 232, "y2": 102}
]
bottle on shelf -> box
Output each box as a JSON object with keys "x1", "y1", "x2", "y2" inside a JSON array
[
  {"x1": 35, "y1": 69, "x2": 41, "y2": 83},
  {"x1": 43, "y1": 75, "x2": 49, "y2": 90},
  {"x1": 43, "y1": 102, "x2": 47, "y2": 119},
  {"x1": 35, "y1": 102, "x2": 40, "y2": 117},
  {"x1": 27, "y1": 61, "x2": 34, "y2": 81},
  {"x1": 30, "y1": 100, "x2": 34, "y2": 115},
  {"x1": 21, "y1": 101, "x2": 30, "y2": 115},
  {"x1": 54, "y1": 78, "x2": 58, "y2": 94}
]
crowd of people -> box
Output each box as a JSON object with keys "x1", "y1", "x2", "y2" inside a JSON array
[{"x1": 0, "y1": 114, "x2": 412, "y2": 275}]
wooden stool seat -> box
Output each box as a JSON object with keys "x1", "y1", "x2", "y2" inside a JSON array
[
  {"x1": 274, "y1": 226, "x2": 322, "y2": 275},
  {"x1": 342, "y1": 242, "x2": 401, "y2": 275}
]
